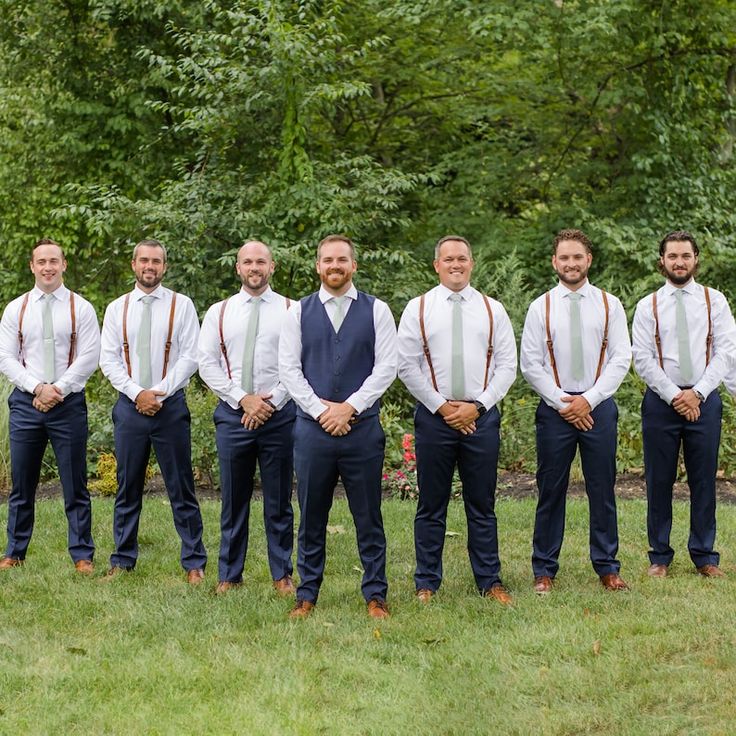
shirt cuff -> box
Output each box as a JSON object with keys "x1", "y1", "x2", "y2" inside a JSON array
[
  {"x1": 582, "y1": 388, "x2": 602, "y2": 411},
  {"x1": 345, "y1": 393, "x2": 365, "y2": 415}
]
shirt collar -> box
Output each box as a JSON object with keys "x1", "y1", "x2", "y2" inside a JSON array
[
  {"x1": 133, "y1": 283, "x2": 164, "y2": 301},
  {"x1": 239, "y1": 285, "x2": 274, "y2": 303},
  {"x1": 555, "y1": 279, "x2": 591, "y2": 298},
  {"x1": 319, "y1": 284, "x2": 357, "y2": 304},
  {"x1": 437, "y1": 283, "x2": 474, "y2": 301},
  {"x1": 32, "y1": 283, "x2": 69, "y2": 302},
  {"x1": 663, "y1": 278, "x2": 697, "y2": 297}
]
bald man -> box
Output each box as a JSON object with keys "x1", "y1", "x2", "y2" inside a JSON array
[{"x1": 198, "y1": 241, "x2": 296, "y2": 595}]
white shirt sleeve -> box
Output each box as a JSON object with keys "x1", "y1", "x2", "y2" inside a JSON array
[
  {"x1": 476, "y1": 301, "x2": 517, "y2": 410},
  {"x1": 54, "y1": 298, "x2": 101, "y2": 396}
]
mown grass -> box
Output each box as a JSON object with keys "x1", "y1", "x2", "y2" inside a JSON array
[{"x1": 0, "y1": 496, "x2": 735, "y2": 735}]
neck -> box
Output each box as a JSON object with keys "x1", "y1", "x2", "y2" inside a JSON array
[
  {"x1": 37, "y1": 282, "x2": 61, "y2": 295},
  {"x1": 560, "y1": 278, "x2": 587, "y2": 292},
  {"x1": 667, "y1": 278, "x2": 693, "y2": 289},
  {"x1": 242, "y1": 284, "x2": 268, "y2": 297},
  {"x1": 323, "y1": 282, "x2": 352, "y2": 297},
  {"x1": 136, "y1": 282, "x2": 159, "y2": 295}
]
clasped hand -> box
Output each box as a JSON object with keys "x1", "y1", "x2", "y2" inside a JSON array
[
  {"x1": 135, "y1": 389, "x2": 166, "y2": 416},
  {"x1": 318, "y1": 400, "x2": 356, "y2": 436},
  {"x1": 240, "y1": 393, "x2": 275, "y2": 430},
  {"x1": 438, "y1": 401, "x2": 478, "y2": 435},
  {"x1": 559, "y1": 395, "x2": 594, "y2": 431},
  {"x1": 671, "y1": 389, "x2": 701, "y2": 422},
  {"x1": 33, "y1": 383, "x2": 64, "y2": 413}
]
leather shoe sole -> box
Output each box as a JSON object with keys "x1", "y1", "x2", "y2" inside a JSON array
[
  {"x1": 367, "y1": 599, "x2": 390, "y2": 619},
  {"x1": 416, "y1": 588, "x2": 434, "y2": 604},
  {"x1": 187, "y1": 568, "x2": 205, "y2": 585},
  {"x1": 74, "y1": 559, "x2": 94, "y2": 575},
  {"x1": 484, "y1": 585, "x2": 513, "y2": 606},
  {"x1": 534, "y1": 576, "x2": 553, "y2": 595},
  {"x1": 697, "y1": 564, "x2": 726, "y2": 578},
  {"x1": 0, "y1": 557, "x2": 24, "y2": 570},
  {"x1": 600, "y1": 573, "x2": 630, "y2": 591},
  {"x1": 289, "y1": 600, "x2": 315, "y2": 619},
  {"x1": 273, "y1": 575, "x2": 296, "y2": 596},
  {"x1": 647, "y1": 563, "x2": 669, "y2": 578}
]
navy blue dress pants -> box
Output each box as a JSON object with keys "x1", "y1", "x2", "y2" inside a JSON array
[
  {"x1": 642, "y1": 388, "x2": 721, "y2": 567},
  {"x1": 532, "y1": 397, "x2": 621, "y2": 578},
  {"x1": 414, "y1": 403, "x2": 503, "y2": 592},
  {"x1": 6, "y1": 389, "x2": 94, "y2": 562},
  {"x1": 215, "y1": 400, "x2": 295, "y2": 583},
  {"x1": 293, "y1": 414, "x2": 387, "y2": 603},
  {"x1": 110, "y1": 390, "x2": 207, "y2": 571}
]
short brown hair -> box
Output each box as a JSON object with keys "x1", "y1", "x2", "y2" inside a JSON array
[
  {"x1": 133, "y1": 238, "x2": 167, "y2": 262},
  {"x1": 659, "y1": 230, "x2": 699, "y2": 257},
  {"x1": 553, "y1": 228, "x2": 592, "y2": 254},
  {"x1": 31, "y1": 238, "x2": 65, "y2": 261},
  {"x1": 434, "y1": 235, "x2": 473, "y2": 260},
  {"x1": 317, "y1": 234, "x2": 355, "y2": 259}
]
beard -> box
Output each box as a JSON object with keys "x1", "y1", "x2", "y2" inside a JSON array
[
  {"x1": 556, "y1": 266, "x2": 589, "y2": 287},
  {"x1": 663, "y1": 265, "x2": 695, "y2": 285},
  {"x1": 321, "y1": 269, "x2": 351, "y2": 290},
  {"x1": 240, "y1": 272, "x2": 269, "y2": 291},
  {"x1": 136, "y1": 271, "x2": 163, "y2": 289}
]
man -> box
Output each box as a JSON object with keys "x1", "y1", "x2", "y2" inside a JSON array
[
  {"x1": 199, "y1": 241, "x2": 295, "y2": 595},
  {"x1": 99, "y1": 239, "x2": 207, "y2": 583},
  {"x1": 397, "y1": 235, "x2": 517, "y2": 605},
  {"x1": 0, "y1": 238, "x2": 100, "y2": 573},
  {"x1": 521, "y1": 229, "x2": 631, "y2": 593},
  {"x1": 632, "y1": 231, "x2": 736, "y2": 578},
  {"x1": 279, "y1": 234, "x2": 397, "y2": 619}
]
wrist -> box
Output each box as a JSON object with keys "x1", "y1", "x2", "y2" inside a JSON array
[{"x1": 472, "y1": 400, "x2": 486, "y2": 417}]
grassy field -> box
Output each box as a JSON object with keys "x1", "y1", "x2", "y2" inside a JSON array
[{"x1": 0, "y1": 495, "x2": 735, "y2": 735}]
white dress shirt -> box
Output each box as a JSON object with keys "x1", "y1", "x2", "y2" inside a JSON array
[
  {"x1": 0, "y1": 284, "x2": 100, "y2": 395},
  {"x1": 521, "y1": 280, "x2": 631, "y2": 410},
  {"x1": 100, "y1": 284, "x2": 200, "y2": 402},
  {"x1": 632, "y1": 280, "x2": 736, "y2": 403},
  {"x1": 278, "y1": 284, "x2": 398, "y2": 419},
  {"x1": 198, "y1": 286, "x2": 291, "y2": 410},
  {"x1": 397, "y1": 284, "x2": 517, "y2": 413}
]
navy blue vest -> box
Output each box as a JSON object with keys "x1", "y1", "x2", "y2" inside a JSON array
[{"x1": 299, "y1": 290, "x2": 379, "y2": 419}]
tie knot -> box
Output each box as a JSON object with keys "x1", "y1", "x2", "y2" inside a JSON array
[
  {"x1": 449, "y1": 293, "x2": 463, "y2": 303},
  {"x1": 674, "y1": 289, "x2": 685, "y2": 301},
  {"x1": 42, "y1": 293, "x2": 54, "y2": 303},
  {"x1": 333, "y1": 295, "x2": 345, "y2": 307},
  {"x1": 568, "y1": 292, "x2": 582, "y2": 302},
  {"x1": 140, "y1": 295, "x2": 155, "y2": 305}
]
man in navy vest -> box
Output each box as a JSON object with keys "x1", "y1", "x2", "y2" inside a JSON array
[{"x1": 279, "y1": 235, "x2": 397, "y2": 619}]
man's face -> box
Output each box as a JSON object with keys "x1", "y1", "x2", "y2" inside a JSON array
[
  {"x1": 552, "y1": 239, "x2": 592, "y2": 287},
  {"x1": 433, "y1": 240, "x2": 474, "y2": 291},
  {"x1": 132, "y1": 245, "x2": 167, "y2": 289},
  {"x1": 30, "y1": 244, "x2": 67, "y2": 293},
  {"x1": 660, "y1": 240, "x2": 698, "y2": 285},
  {"x1": 236, "y1": 242, "x2": 274, "y2": 294},
  {"x1": 316, "y1": 240, "x2": 356, "y2": 294}
]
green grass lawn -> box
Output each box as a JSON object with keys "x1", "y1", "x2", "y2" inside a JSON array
[{"x1": 0, "y1": 495, "x2": 735, "y2": 735}]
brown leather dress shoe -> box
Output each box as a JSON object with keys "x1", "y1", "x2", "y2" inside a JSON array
[
  {"x1": 484, "y1": 584, "x2": 513, "y2": 606},
  {"x1": 215, "y1": 581, "x2": 241, "y2": 595},
  {"x1": 416, "y1": 588, "x2": 434, "y2": 604},
  {"x1": 187, "y1": 568, "x2": 205, "y2": 585},
  {"x1": 0, "y1": 557, "x2": 23, "y2": 570},
  {"x1": 647, "y1": 563, "x2": 669, "y2": 578},
  {"x1": 100, "y1": 566, "x2": 131, "y2": 581},
  {"x1": 534, "y1": 575, "x2": 553, "y2": 595},
  {"x1": 289, "y1": 599, "x2": 315, "y2": 619},
  {"x1": 367, "y1": 599, "x2": 390, "y2": 619},
  {"x1": 74, "y1": 559, "x2": 94, "y2": 575},
  {"x1": 697, "y1": 564, "x2": 726, "y2": 578},
  {"x1": 600, "y1": 573, "x2": 629, "y2": 591},
  {"x1": 273, "y1": 575, "x2": 296, "y2": 596}
]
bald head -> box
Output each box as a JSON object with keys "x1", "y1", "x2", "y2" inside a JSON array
[{"x1": 236, "y1": 240, "x2": 275, "y2": 295}]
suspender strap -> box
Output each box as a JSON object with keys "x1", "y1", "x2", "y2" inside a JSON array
[
  {"x1": 161, "y1": 293, "x2": 177, "y2": 379},
  {"x1": 652, "y1": 287, "x2": 713, "y2": 369},
  {"x1": 218, "y1": 297, "x2": 232, "y2": 379},
  {"x1": 704, "y1": 286, "x2": 712, "y2": 366},
  {"x1": 122, "y1": 292, "x2": 177, "y2": 380},
  {"x1": 594, "y1": 289, "x2": 609, "y2": 382},
  {"x1": 17, "y1": 291, "x2": 77, "y2": 369},
  {"x1": 122, "y1": 293, "x2": 132, "y2": 377},
  {"x1": 68, "y1": 292, "x2": 77, "y2": 366},
  {"x1": 419, "y1": 294, "x2": 439, "y2": 392},
  {"x1": 481, "y1": 294, "x2": 494, "y2": 390},
  {"x1": 419, "y1": 293, "x2": 495, "y2": 393},
  {"x1": 652, "y1": 292, "x2": 663, "y2": 368},
  {"x1": 544, "y1": 291, "x2": 562, "y2": 388},
  {"x1": 17, "y1": 293, "x2": 30, "y2": 366},
  {"x1": 545, "y1": 289, "x2": 608, "y2": 388}
]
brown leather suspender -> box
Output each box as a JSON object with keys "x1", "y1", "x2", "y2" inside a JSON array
[
  {"x1": 122, "y1": 292, "x2": 177, "y2": 379},
  {"x1": 544, "y1": 289, "x2": 609, "y2": 389},
  {"x1": 17, "y1": 291, "x2": 77, "y2": 368},
  {"x1": 419, "y1": 292, "x2": 494, "y2": 393},
  {"x1": 652, "y1": 286, "x2": 712, "y2": 368},
  {"x1": 218, "y1": 295, "x2": 291, "y2": 380}
]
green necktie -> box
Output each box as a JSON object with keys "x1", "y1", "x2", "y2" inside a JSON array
[
  {"x1": 332, "y1": 296, "x2": 346, "y2": 332},
  {"x1": 675, "y1": 289, "x2": 693, "y2": 384},
  {"x1": 450, "y1": 293, "x2": 465, "y2": 399},
  {"x1": 42, "y1": 293, "x2": 55, "y2": 382},
  {"x1": 241, "y1": 296, "x2": 262, "y2": 393},
  {"x1": 137, "y1": 295, "x2": 155, "y2": 389},
  {"x1": 569, "y1": 292, "x2": 584, "y2": 382}
]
